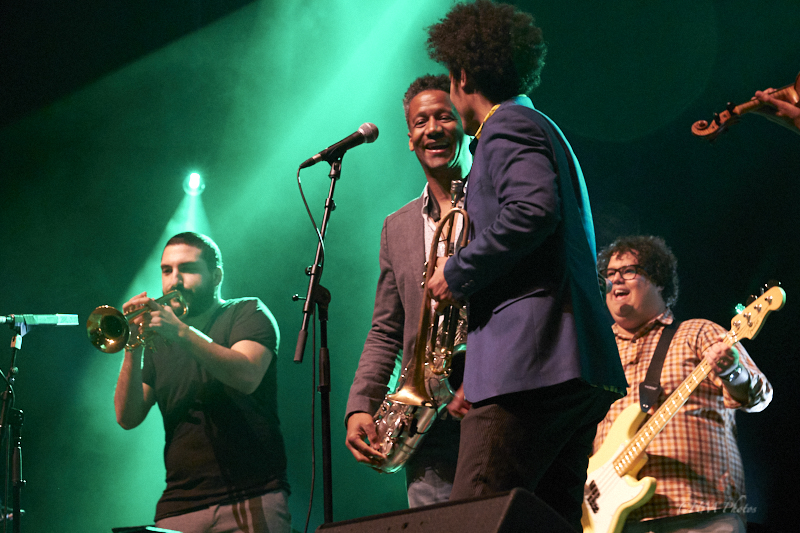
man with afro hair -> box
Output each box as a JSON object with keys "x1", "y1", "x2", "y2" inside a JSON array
[{"x1": 425, "y1": 1, "x2": 626, "y2": 529}]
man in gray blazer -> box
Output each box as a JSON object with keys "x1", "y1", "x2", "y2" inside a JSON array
[{"x1": 345, "y1": 74, "x2": 472, "y2": 507}]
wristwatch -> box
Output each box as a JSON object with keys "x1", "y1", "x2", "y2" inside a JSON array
[{"x1": 721, "y1": 364, "x2": 744, "y2": 383}]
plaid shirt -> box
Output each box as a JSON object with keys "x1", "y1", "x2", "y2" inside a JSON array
[{"x1": 592, "y1": 309, "x2": 772, "y2": 522}]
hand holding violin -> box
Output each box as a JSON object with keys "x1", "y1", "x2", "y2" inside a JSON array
[{"x1": 754, "y1": 86, "x2": 800, "y2": 132}]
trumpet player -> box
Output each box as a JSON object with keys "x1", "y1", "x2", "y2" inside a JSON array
[
  {"x1": 113, "y1": 232, "x2": 291, "y2": 533},
  {"x1": 345, "y1": 74, "x2": 472, "y2": 507}
]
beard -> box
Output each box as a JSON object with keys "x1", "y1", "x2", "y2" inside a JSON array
[{"x1": 170, "y1": 284, "x2": 217, "y2": 318}]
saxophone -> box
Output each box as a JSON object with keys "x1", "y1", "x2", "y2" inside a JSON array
[{"x1": 371, "y1": 181, "x2": 469, "y2": 474}]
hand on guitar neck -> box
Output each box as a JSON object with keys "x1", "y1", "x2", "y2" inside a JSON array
[{"x1": 704, "y1": 341, "x2": 750, "y2": 404}]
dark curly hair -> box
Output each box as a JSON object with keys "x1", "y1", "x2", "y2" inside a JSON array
[
  {"x1": 597, "y1": 236, "x2": 679, "y2": 308},
  {"x1": 403, "y1": 74, "x2": 451, "y2": 126},
  {"x1": 426, "y1": 0, "x2": 547, "y2": 103}
]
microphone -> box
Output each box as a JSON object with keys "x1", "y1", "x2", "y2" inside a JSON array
[
  {"x1": 299, "y1": 123, "x2": 379, "y2": 169},
  {"x1": 0, "y1": 314, "x2": 79, "y2": 326}
]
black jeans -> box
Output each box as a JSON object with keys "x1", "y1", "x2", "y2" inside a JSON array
[{"x1": 450, "y1": 379, "x2": 619, "y2": 532}]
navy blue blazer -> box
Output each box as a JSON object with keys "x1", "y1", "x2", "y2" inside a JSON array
[{"x1": 444, "y1": 96, "x2": 627, "y2": 403}]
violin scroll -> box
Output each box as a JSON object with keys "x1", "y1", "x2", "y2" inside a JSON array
[{"x1": 691, "y1": 104, "x2": 740, "y2": 141}]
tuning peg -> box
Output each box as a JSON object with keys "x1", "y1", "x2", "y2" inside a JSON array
[
  {"x1": 745, "y1": 295, "x2": 757, "y2": 305},
  {"x1": 766, "y1": 280, "x2": 781, "y2": 289}
]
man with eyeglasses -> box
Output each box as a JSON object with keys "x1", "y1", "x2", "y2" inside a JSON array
[{"x1": 594, "y1": 235, "x2": 772, "y2": 533}]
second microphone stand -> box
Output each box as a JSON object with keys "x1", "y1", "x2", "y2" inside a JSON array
[
  {"x1": 294, "y1": 159, "x2": 341, "y2": 524},
  {"x1": 1, "y1": 323, "x2": 27, "y2": 533}
]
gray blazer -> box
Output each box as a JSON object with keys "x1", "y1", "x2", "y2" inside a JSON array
[{"x1": 346, "y1": 197, "x2": 426, "y2": 419}]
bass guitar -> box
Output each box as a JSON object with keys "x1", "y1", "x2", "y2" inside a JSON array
[{"x1": 581, "y1": 285, "x2": 785, "y2": 533}]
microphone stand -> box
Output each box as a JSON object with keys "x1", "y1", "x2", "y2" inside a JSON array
[
  {"x1": 1, "y1": 322, "x2": 26, "y2": 533},
  {"x1": 294, "y1": 158, "x2": 341, "y2": 524}
]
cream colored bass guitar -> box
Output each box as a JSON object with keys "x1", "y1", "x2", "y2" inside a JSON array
[{"x1": 581, "y1": 285, "x2": 785, "y2": 533}]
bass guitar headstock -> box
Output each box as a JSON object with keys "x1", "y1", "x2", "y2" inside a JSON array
[{"x1": 730, "y1": 283, "x2": 786, "y2": 343}]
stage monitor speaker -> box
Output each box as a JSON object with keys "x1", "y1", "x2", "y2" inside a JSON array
[{"x1": 316, "y1": 487, "x2": 577, "y2": 533}]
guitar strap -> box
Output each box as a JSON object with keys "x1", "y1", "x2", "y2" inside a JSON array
[{"x1": 639, "y1": 320, "x2": 681, "y2": 412}]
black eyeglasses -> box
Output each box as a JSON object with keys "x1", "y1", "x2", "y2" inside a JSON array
[{"x1": 604, "y1": 264, "x2": 647, "y2": 280}]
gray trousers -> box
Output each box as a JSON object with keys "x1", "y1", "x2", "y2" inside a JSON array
[{"x1": 155, "y1": 489, "x2": 291, "y2": 533}]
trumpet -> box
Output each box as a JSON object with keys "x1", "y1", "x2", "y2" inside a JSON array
[{"x1": 86, "y1": 290, "x2": 188, "y2": 353}]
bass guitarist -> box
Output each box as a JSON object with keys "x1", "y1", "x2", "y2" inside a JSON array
[{"x1": 592, "y1": 235, "x2": 772, "y2": 533}]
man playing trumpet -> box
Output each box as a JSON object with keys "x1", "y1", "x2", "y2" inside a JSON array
[{"x1": 114, "y1": 232, "x2": 291, "y2": 533}]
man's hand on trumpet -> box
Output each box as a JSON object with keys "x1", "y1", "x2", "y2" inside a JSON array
[
  {"x1": 122, "y1": 291, "x2": 157, "y2": 350},
  {"x1": 122, "y1": 291, "x2": 152, "y2": 317},
  {"x1": 428, "y1": 256, "x2": 460, "y2": 310},
  {"x1": 144, "y1": 301, "x2": 186, "y2": 343},
  {"x1": 122, "y1": 291, "x2": 186, "y2": 349}
]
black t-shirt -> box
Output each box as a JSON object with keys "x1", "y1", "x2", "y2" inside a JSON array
[{"x1": 142, "y1": 297, "x2": 289, "y2": 521}]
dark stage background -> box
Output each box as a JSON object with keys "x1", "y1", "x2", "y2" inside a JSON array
[{"x1": 1, "y1": 1, "x2": 798, "y2": 531}]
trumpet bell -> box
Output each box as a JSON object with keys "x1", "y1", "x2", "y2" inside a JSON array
[
  {"x1": 86, "y1": 305, "x2": 130, "y2": 353},
  {"x1": 86, "y1": 290, "x2": 188, "y2": 353}
]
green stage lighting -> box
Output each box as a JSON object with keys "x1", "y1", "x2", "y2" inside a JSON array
[{"x1": 183, "y1": 172, "x2": 205, "y2": 196}]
